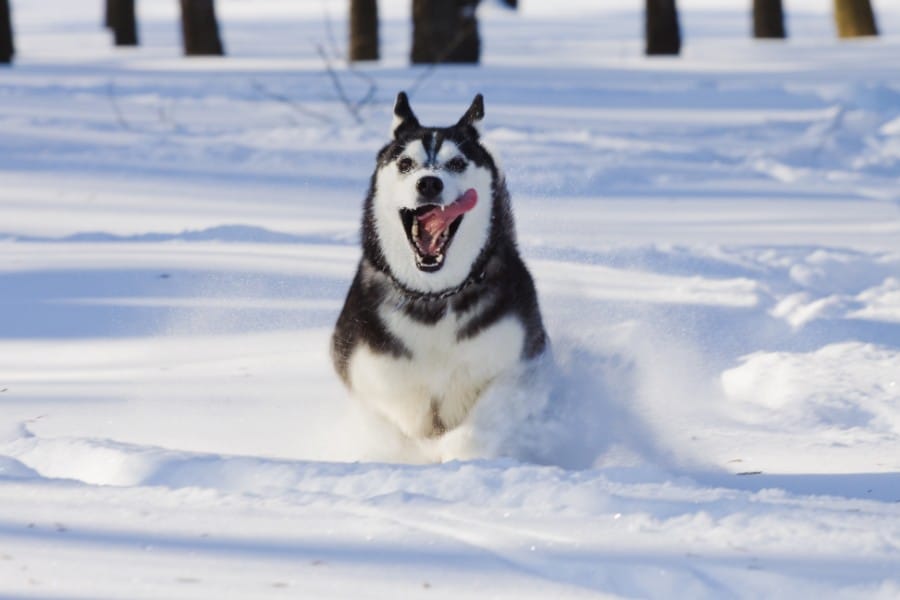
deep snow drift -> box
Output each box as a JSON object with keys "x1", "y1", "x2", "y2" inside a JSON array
[{"x1": 1, "y1": 0, "x2": 899, "y2": 597}]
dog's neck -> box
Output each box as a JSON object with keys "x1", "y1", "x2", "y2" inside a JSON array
[
  {"x1": 389, "y1": 267, "x2": 487, "y2": 302},
  {"x1": 368, "y1": 234, "x2": 500, "y2": 303}
]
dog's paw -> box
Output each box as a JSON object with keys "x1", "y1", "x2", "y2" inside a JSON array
[{"x1": 432, "y1": 422, "x2": 499, "y2": 462}]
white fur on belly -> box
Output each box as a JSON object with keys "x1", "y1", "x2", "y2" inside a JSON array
[{"x1": 346, "y1": 308, "x2": 526, "y2": 439}]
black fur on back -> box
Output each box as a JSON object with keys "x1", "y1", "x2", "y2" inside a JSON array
[{"x1": 331, "y1": 109, "x2": 547, "y2": 385}]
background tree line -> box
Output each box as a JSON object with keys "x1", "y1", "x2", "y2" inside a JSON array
[
  {"x1": 0, "y1": 0, "x2": 885, "y2": 66},
  {"x1": 645, "y1": 0, "x2": 879, "y2": 56}
]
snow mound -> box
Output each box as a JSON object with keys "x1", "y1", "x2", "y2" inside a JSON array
[{"x1": 722, "y1": 343, "x2": 899, "y2": 430}]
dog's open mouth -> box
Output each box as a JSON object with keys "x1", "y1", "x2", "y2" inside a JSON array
[{"x1": 400, "y1": 188, "x2": 478, "y2": 271}]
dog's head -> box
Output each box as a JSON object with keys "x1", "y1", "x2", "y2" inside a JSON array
[{"x1": 366, "y1": 92, "x2": 498, "y2": 293}]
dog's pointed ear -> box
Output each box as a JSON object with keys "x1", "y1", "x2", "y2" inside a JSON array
[
  {"x1": 456, "y1": 93, "x2": 484, "y2": 133},
  {"x1": 391, "y1": 91, "x2": 420, "y2": 139}
]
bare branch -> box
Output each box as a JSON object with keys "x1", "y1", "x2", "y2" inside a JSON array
[
  {"x1": 319, "y1": 6, "x2": 378, "y2": 120},
  {"x1": 106, "y1": 79, "x2": 133, "y2": 130},
  {"x1": 321, "y1": 3, "x2": 343, "y2": 61},
  {"x1": 316, "y1": 43, "x2": 363, "y2": 125},
  {"x1": 250, "y1": 80, "x2": 335, "y2": 126}
]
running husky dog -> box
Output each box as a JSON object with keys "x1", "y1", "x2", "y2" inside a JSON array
[{"x1": 332, "y1": 92, "x2": 547, "y2": 447}]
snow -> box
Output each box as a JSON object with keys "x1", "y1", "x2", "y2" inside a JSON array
[{"x1": 2, "y1": 0, "x2": 900, "y2": 597}]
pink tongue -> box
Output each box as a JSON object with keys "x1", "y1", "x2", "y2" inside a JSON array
[{"x1": 415, "y1": 188, "x2": 478, "y2": 255}]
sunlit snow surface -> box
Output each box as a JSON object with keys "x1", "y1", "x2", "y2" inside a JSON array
[{"x1": 1, "y1": 1, "x2": 900, "y2": 597}]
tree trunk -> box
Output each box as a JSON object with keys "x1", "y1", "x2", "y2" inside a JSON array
[
  {"x1": 753, "y1": 0, "x2": 786, "y2": 39},
  {"x1": 834, "y1": 0, "x2": 878, "y2": 38},
  {"x1": 0, "y1": 0, "x2": 13, "y2": 64},
  {"x1": 411, "y1": 0, "x2": 480, "y2": 65},
  {"x1": 349, "y1": 0, "x2": 379, "y2": 61},
  {"x1": 180, "y1": 0, "x2": 225, "y2": 56},
  {"x1": 108, "y1": 0, "x2": 139, "y2": 46},
  {"x1": 645, "y1": 0, "x2": 681, "y2": 56}
]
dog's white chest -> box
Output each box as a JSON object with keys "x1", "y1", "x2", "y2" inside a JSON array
[{"x1": 346, "y1": 306, "x2": 526, "y2": 438}]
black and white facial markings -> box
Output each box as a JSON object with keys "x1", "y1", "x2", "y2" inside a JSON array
[{"x1": 370, "y1": 93, "x2": 495, "y2": 293}]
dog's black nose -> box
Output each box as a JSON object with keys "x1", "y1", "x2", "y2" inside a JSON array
[{"x1": 416, "y1": 176, "x2": 443, "y2": 200}]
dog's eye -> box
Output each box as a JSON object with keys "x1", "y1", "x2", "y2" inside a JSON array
[
  {"x1": 445, "y1": 157, "x2": 467, "y2": 173},
  {"x1": 397, "y1": 157, "x2": 415, "y2": 174}
]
